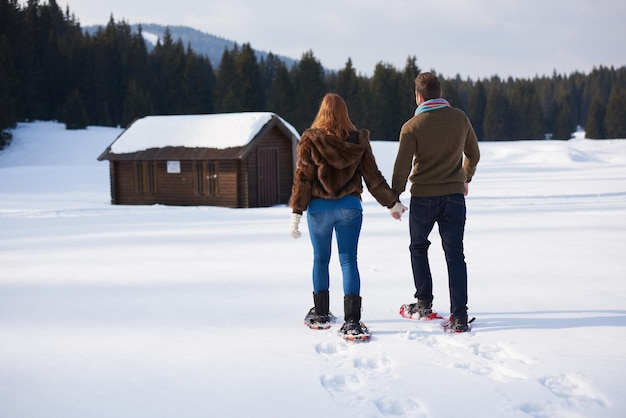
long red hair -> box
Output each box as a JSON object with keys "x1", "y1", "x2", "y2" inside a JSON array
[{"x1": 310, "y1": 93, "x2": 357, "y2": 139}]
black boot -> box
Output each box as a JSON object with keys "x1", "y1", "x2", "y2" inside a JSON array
[
  {"x1": 304, "y1": 290, "x2": 335, "y2": 329},
  {"x1": 340, "y1": 294, "x2": 370, "y2": 341},
  {"x1": 343, "y1": 294, "x2": 361, "y2": 322},
  {"x1": 314, "y1": 290, "x2": 330, "y2": 316}
]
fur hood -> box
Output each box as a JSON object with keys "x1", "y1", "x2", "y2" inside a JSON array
[{"x1": 289, "y1": 128, "x2": 397, "y2": 214}]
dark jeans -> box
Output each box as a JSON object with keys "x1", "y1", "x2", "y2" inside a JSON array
[
  {"x1": 409, "y1": 194, "x2": 468, "y2": 318},
  {"x1": 307, "y1": 208, "x2": 363, "y2": 296}
]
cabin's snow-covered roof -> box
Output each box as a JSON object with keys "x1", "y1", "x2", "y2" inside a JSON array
[{"x1": 109, "y1": 112, "x2": 299, "y2": 154}]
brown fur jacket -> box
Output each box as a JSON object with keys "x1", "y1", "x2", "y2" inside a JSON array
[{"x1": 289, "y1": 128, "x2": 398, "y2": 214}]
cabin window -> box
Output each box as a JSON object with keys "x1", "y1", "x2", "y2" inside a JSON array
[
  {"x1": 135, "y1": 161, "x2": 156, "y2": 195},
  {"x1": 194, "y1": 160, "x2": 219, "y2": 196}
]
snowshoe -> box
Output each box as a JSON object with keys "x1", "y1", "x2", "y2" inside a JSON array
[
  {"x1": 443, "y1": 316, "x2": 475, "y2": 333},
  {"x1": 399, "y1": 303, "x2": 443, "y2": 321},
  {"x1": 339, "y1": 319, "x2": 370, "y2": 341},
  {"x1": 304, "y1": 307, "x2": 336, "y2": 330}
]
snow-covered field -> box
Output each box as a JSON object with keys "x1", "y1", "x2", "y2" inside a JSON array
[{"x1": 1, "y1": 121, "x2": 625, "y2": 418}]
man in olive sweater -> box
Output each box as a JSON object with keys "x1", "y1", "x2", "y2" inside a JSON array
[{"x1": 391, "y1": 72, "x2": 480, "y2": 332}]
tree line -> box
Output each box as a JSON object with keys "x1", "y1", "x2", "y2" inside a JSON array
[{"x1": 2, "y1": 0, "x2": 626, "y2": 150}]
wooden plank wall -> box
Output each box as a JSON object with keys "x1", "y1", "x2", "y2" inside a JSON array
[{"x1": 111, "y1": 160, "x2": 240, "y2": 207}]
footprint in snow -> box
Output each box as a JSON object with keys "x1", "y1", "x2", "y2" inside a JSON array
[
  {"x1": 352, "y1": 354, "x2": 393, "y2": 377},
  {"x1": 375, "y1": 396, "x2": 427, "y2": 417},
  {"x1": 406, "y1": 333, "x2": 532, "y2": 382},
  {"x1": 314, "y1": 335, "x2": 422, "y2": 415},
  {"x1": 405, "y1": 333, "x2": 611, "y2": 417},
  {"x1": 315, "y1": 340, "x2": 348, "y2": 356},
  {"x1": 540, "y1": 373, "x2": 609, "y2": 408},
  {"x1": 320, "y1": 373, "x2": 362, "y2": 393},
  {"x1": 519, "y1": 374, "x2": 610, "y2": 418}
]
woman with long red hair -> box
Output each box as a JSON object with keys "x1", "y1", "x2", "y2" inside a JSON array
[{"x1": 289, "y1": 93, "x2": 407, "y2": 341}]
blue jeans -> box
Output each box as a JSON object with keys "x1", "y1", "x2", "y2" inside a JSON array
[
  {"x1": 307, "y1": 208, "x2": 363, "y2": 296},
  {"x1": 409, "y1": 194, "x2": 468, "y2": 318}
]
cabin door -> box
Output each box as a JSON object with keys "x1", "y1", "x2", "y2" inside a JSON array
[{"x1": 257, "y1": 147, "x2": 279, "y2": 206}]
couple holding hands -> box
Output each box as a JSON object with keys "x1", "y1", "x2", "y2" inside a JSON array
[{"x1": 289, "y1": 72, "x2": 480, "y2": 340}]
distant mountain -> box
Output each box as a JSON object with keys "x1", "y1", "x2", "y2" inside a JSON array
[{"x1": 84, "y1": 23, "x2": 298, "y2": 70}]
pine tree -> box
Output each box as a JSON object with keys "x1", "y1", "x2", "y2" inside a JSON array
[
  {"x1": 0, "y1": 24, "x2": 16, "y2": 147},
  {"x1": 552, "y1": 104, "x2": 574, "y2": 140},
  {"x1": 267, "y1": 61, "x2": 296, "y2": 123},
  {"x1": 151, "y1": 27, "x2": 186, "y2": 115},
  {"x1": 354, "y1": 76, "x2": 373, "y2": 132},
  {"x1": 402, "y1": 56, "x2": 420, "y2": 113},
  {"x1": 579, "y1": 66, "x2": 611, "y2": 129},
  {"x1": 121, "y1": 79, "x2": 153, "y2": 127},
  {"x1": 483, "y1": 78, "x2": 511, "y2": 140},
  {"x1": 87, "y1": 17, "x2": 132, "y2": 126},
  {"x1": 0, "y1": 34, "x2": 17, "y2": 134},
  {"x1": 551, "y1": 86, "x2": 576, "y2": 140},
  {"x1": 62, "y1": 89, "x2": 89, "y2": 129},
  {"x1": 0, "y1": 0, "x2": 20, "y2": 134},
  {"x1": 181, "y1": 45, "x2": 215, "y2": 114},
  {"x1": 125, "y1": 25, "x2": 151, "y2": 107},
  {"x1": 369, "y1": 62, "x2": 406, "y2": 140},
  {"x1": 441, "y1": 74, "x2": 461, "y2": 110},
  {"x1": 509, "y1": 80, "x2": 544, "y2": 139},
  {"x1": 335, "y1": 59, "x2": 362, "y2": 124},
  {"x1": 20, "y1": 0, "x2": 47, "y2": 119},
  {"x1": 214, "y1": 46, "x2": 240, "y2": 112},
  {"x1": 38, "y1": 0, "x2": 70, "y2": 120},
  {"x1": 584, "y1": 96, "x2": 606, "y2": 139},
  {"x1": 236, "y1": 43, "x2": 265, "y2": 111},
  {"x1": 468, "y1": 80, "x2": 487, "y2": 139},
  {"x1": 605, "y1": 88, "x2": 626, "y2": 138},
  {"x1": 259, "y1": 52, "x2": 282, "y2": 108},
  {"x1": 290, "y1": 50, "x2": 327, "y2": 132}
]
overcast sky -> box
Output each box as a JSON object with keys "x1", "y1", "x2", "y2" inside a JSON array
[{"x1": 61, "y1": 0, "x2": 625, "y2": 80}]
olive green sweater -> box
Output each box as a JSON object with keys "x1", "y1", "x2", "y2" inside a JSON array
[{"x1": 391, "y1": 107, "x2": 480, "y2": 197}]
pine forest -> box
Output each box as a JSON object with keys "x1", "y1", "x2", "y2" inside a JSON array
[{"x1": 1, "y1": 0, "x2": 625, "y2": 149}]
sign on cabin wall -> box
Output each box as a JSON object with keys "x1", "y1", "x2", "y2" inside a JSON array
[{"x1": 167, "y1": 161, "x2": 181, "y2": 174}]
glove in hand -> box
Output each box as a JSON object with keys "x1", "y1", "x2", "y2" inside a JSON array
[
  {"x1": 289, "y1": 213, "x2": 302, "y2": 239},
  {"x1": 389, "y1": 202, "x2": 408, "y2": 220}
]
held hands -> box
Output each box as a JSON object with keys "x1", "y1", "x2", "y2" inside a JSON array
[
  {"x1": 290, "y1": 201, "x2": 407, "y2": 237},
  {"x1": 389, "y1": 202, "x2": 408, "y2": 221},
  {"x1": 289, "y1": 213, "x2": 302, "y2": 239}
]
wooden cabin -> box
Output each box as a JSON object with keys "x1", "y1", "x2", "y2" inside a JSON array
[{"x1": 97, "y1": 112, "x2": 300, "y2": 208}]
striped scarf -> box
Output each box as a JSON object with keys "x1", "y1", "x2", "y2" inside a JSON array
[{"x1": 415, "y1": 98, "x2": 450, "y2": 116}]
